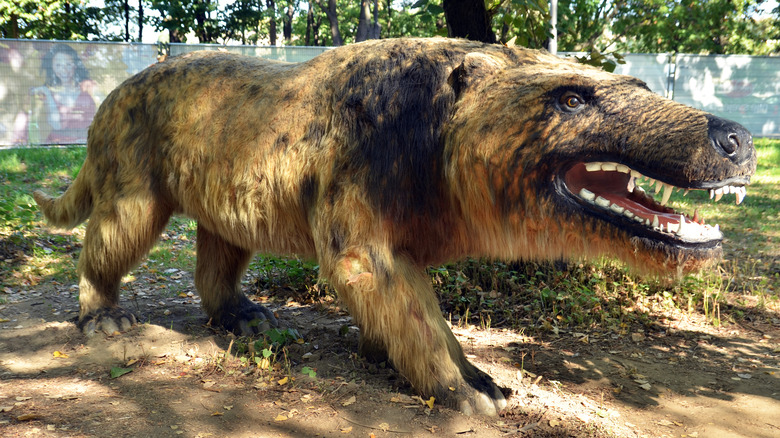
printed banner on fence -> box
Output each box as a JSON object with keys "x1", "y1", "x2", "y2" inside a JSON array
[
  {"x1": 674, "y1": 54, "x2": 780, "y2": 137},
  {"x1": 0, "y1": 40, "x2": 158, "y2": 146}
]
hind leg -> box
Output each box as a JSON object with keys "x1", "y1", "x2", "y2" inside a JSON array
[
  {"x1": 195, "y1": 224, "x2": 277, "y2": 335},
  {"x1": 77, "y1": 197, "x2": 171, "y2": 336}
]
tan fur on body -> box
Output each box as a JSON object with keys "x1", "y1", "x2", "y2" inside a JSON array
[{"x1": 34, "y1": 38, "x2": 756, "y2": 416}]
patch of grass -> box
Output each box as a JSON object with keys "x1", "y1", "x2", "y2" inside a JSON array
[{"x1": 232, "y1": 327, "x2": 304, "y2": 373}]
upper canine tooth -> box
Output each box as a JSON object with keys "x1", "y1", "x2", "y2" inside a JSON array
[
  {"x1": 579, "y1": 188, "x2": 596, "y2": 201},
  {"x1": 661, "y1": 183, "x2": 673, "y2": 205},
  {"x1": 586, "y1": 162, "x2": 602, "y2": 172},
  {"x1": 595, "y1": 196, "x2": 611, "y2": 208},
  {"x1": 735, "y1": 187, "x2": 746, "y2": 205},
  {"x1": 627, "y1": 177, "x2": 636, "y2": 193},
  {"x1": 616, "y1": 164, "x2": 629, "y2": 173},
  {"x1": 709, "y1": 189, "x2": 715, "y2": 199}
]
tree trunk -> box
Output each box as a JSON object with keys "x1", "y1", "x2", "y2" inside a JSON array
[
  {"x1": 283, "y1": 4, "x2": 293, "y2": 43},
  {"x1": 267, "y1": 0, "x2": 277, "y2": 45},
  {"x1": 371, "y1": 0, "x2": 380, "y2": 39},
  {"x1": 138, "y1": 0, "x2": 144, "y2": 42},
  {"x1": 194, "y1": 0, "x2": 213, "y2": 43},
  {"x1": 124, "y1": 0, "x2": 130, "y2": 41},
  {"x1": 442, "y1": 0, "x2": 495, "y2": 43},
  {"x1": 355, "y1": 0, "x2": 371, "y2": 42},
  {"x1": 306, "y1": 2, "x2": 314, "y2": 45},
  {"x1": 316, "y1": 0, "x2": 342, "y2": 46}
]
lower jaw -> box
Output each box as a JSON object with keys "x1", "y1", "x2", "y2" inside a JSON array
[{"x1": 626, "y1": 235, "x2": 723, "y2": 275}]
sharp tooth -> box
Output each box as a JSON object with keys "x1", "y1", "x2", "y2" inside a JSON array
[
  {"x1": 627, "y1": 177, "x2": 636, "y2": 193},
  {"x1": 579, "y1": 188, "x2": 596, "y2": 201},
  {"x1": 616, "y1": 164, "x2": 629, "y2": 173},
  {"x1": 645, "y1": 218, "x2": 650, "y2": 226},
  {"x1": 709, "y1": 189, "x2": 715, "y2": 199},
  {"x1": 667, "y1": 221, "x2": 680, "y2": 234},
  {"x1": 654, "y1": 181, "x2": 663, "y2": 194},
  {"x1": 677, "y1": 215, "x2": 685, "y2": 235},
  {"x1": 683, "y1": 189, "x2": 689, "y2": 197},
  {"x1": 652, "y1": 215, "x2": 659, "y2": 228},
  {"x1": 714, "y1": 188, "x2": 724, "y2": 202},
  {"x1": 736, "y1": 187, "x2": 746, "y2": 205},
  {"x1": 610, "y1": 204, "x2": 625, "y2": 214},
  {"x1": 595, "y1": 196, "x2": 610, "y2": 208},
  {"x1": 661, "y1": 183, "x2": 673, "y2": 205},
  {"x1": 601, "y1": 163, "x2": 617, "y2": 171},
  {"x1": 585, "y1": 162, "x2": 602, "y2": 172},
  {"x1": 647, "y1": 178, "x2": 656, "y2": 189}
]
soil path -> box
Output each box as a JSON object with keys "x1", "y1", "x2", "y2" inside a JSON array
[{"x1": 1, "y1": 274, "x2": 778, "y2": 438}]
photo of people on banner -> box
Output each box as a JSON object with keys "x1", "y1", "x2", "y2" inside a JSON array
[
  {"x1": 1, "y1": 41, "x2": 158, "y2": 146},
  {"x1": 26, "y1": 44, "x2": 97, "y2": 144}
]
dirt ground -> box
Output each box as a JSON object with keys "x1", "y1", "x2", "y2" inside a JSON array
[{"x1": 1, "y1": 258, "x2": 779, "y2": 438}]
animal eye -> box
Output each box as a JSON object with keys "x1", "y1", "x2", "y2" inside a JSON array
[{"x1": 560, "y1": 92, "x2": 584, "y2": 110}]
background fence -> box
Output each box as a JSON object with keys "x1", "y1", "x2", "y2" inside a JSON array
[{"x1": 1, "y1": 38, "x2": 778, "y2": 147}]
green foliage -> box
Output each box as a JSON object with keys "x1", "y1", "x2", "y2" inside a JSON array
[
  {"x1": 3, "y1": 0, "x2": 778, "y2": 56},
  {"x1": 110, "y1": 366, "x2": 133, "y2": 378},
  {"x1": 573, "y1": 47, "x2": 625, "y2": 73},
  {"x1": 611, "y1": 0, "x2": 774, "y2": 54},
  {"x1": 234, "y1": 327, "x2": 303, "y2": 372},
  {"x1": 492, "y1": 0, "x2": 552, "y2": 48},
  {"x1": 0, "y1": 0, "x2": 106, "y2": 40},
  {"x1": 301, "y1": 366, "x2": 316, "y2": 377}
]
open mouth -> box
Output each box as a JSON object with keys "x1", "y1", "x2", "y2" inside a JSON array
[{"x1": 562, "y1": 161, "x2": 749, "y2": 245}]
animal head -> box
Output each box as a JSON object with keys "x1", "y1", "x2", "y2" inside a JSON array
[{"x1": 446, "y1": 47, "x2": 757, "y2": 274}]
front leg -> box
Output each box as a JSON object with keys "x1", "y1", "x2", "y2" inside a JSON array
[{"x1": 322, "y1": 246, "x2": 506, "y2": 416}]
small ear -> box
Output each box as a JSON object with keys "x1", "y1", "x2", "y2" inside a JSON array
[{"x1": 450, "y1": 52, "x2": 505, "y2": 94}]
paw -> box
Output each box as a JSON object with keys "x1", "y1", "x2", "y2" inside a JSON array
[
  {"x1": 438, "y1": 371, "x2": 507, "y2": 416},
  {"x1": 217, "y1": 297, "x2": 278, "y2": 335},
  {"x1": 78, "y1": 307, "x2": 138, "y2": 337}
]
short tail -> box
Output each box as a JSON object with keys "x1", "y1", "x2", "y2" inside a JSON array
[{"x1": 33, "y1": 167, "x2": 94, "y2": 229}]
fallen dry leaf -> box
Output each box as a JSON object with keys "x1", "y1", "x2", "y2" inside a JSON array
[
  {"x1": 274, "y1": 414, "x2": 288, "y2": 421},
  {"x1": 52, "y1": 350, "x2": 68, "y2": 358},
  {"x1": 425, "y1": 396, "x2": 435, "y2": 409},
  {"x1": 340, "y1": 426, "x2": 352, "y2": 433},
  {"x1": 341, "y1": 395, "x2": 356, "y2": 407},
  {"x1": 277, "y1": 377, "x2": 289, "y2": 386}
]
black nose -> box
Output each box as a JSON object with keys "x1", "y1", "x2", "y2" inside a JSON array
[{"x1": 707, "y1": 114, "x2": 752, "y2": 163}]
